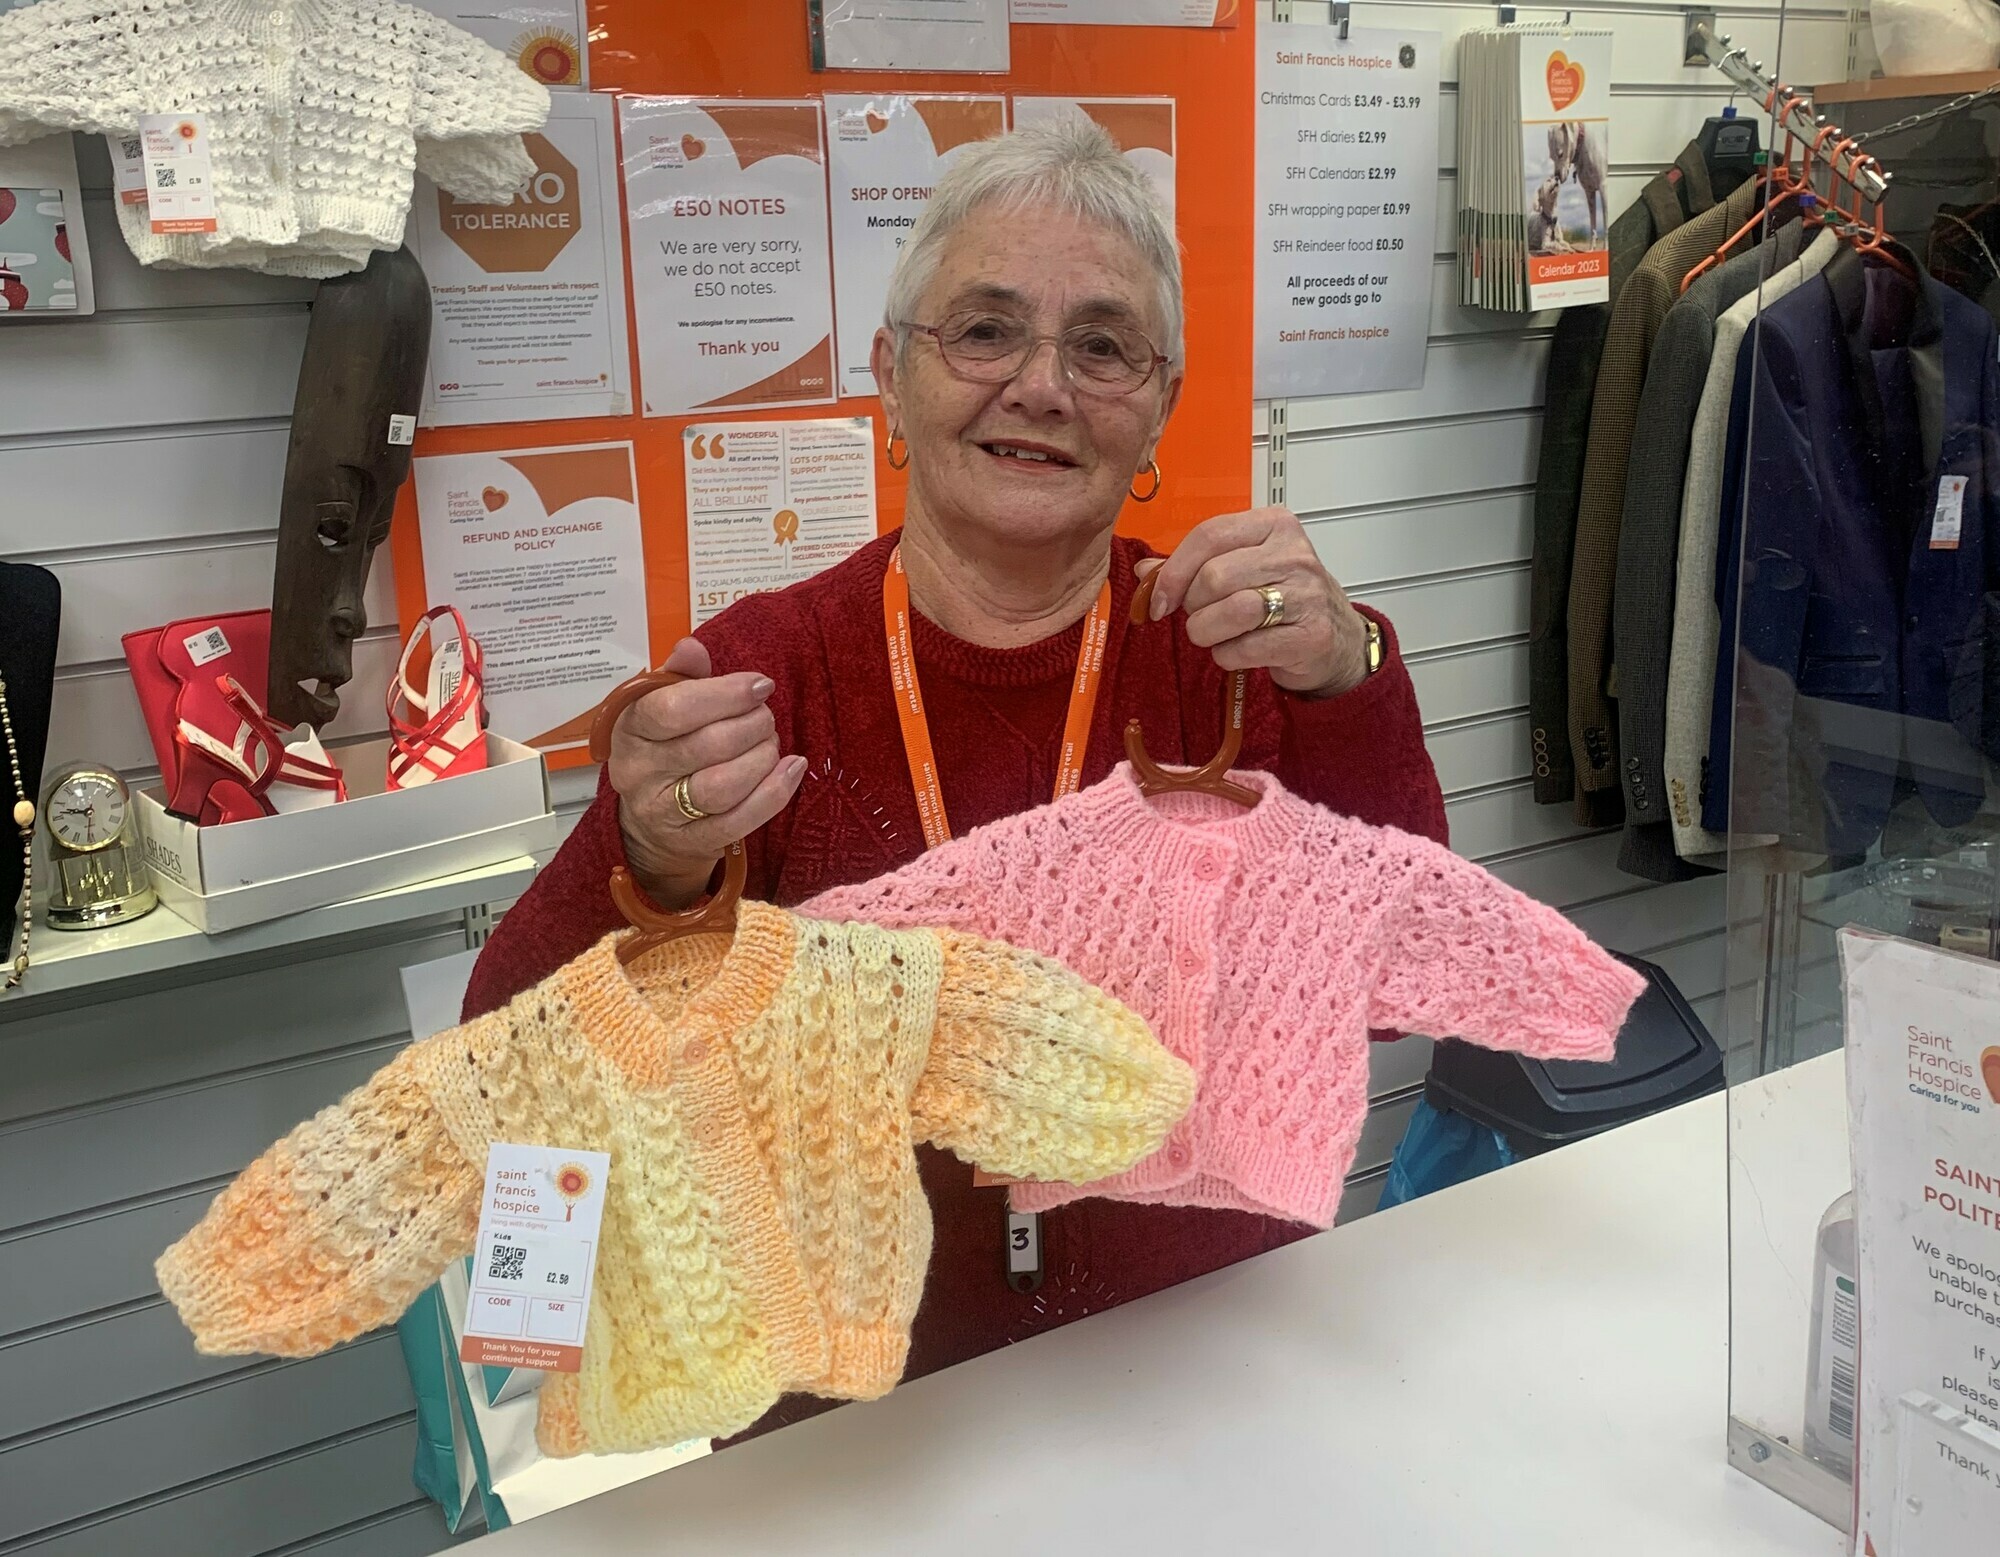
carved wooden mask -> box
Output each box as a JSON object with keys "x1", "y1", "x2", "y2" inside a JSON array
[{"x1": 268, "y1": 246, "x2": 432, "y2": 729}]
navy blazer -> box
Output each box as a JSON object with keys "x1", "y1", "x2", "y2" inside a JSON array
[{"x1": 1702, "y1": 248, "x2": 2000, "y2": 855}]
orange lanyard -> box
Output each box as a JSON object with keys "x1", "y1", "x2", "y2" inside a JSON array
[{"x1": 882, "y1": 543, "x2": 1113, "y2": 851}]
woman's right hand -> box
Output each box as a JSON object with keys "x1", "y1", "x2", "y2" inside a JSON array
[{"x1": 607, "y1": 637, "x2": 807, "y2": 909}]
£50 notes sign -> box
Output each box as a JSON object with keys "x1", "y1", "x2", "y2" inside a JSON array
[{"x1": 621, "y1": 98, "x2": 838, "y2": 417}]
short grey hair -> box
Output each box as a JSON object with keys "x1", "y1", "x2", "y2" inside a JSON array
[{"x1": 884, "y1": 112, "x2": 1184, "y2": 367}]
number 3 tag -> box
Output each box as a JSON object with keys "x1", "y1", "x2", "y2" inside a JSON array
[{"x1": 1006, "y1": 1209, "x2": 1043, "y2": 1294}]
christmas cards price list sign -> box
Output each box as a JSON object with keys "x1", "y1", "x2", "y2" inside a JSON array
[
  {"x1": 1253, "y1": 23, "x2": 1440, "y2": 397},
  {"x1": 621, "y1": 98, "x2": 839, "y2": 417}
]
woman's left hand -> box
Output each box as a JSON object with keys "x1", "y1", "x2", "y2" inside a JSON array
[{"x1": 1138, "y1": 506, "x2": 1370, "y2": 699}]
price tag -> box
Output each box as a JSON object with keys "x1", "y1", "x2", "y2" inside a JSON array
[
  {"x1": 459, "y1": 1142, "x2": 610, "y2": 1373},
  {"x1": 107, "y1": 133, "x2": 150, "y2": 207},
  {"x1": 1931, "y1": 475, "x2": 1967, "y2": 551},
  {"x1": 386, "y1": 413, "x2": 417, "y2": 447},
  {"x1": 181, "y1": 625, "x2": 231, "y2": 666},
  {"x1": 138, "y1": 113, "x2": 218, "y2": 235}
]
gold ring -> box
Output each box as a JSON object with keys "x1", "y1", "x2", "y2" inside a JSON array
[
  {"x1": 673, "y1": 774, "x2": 710, "y2": 822},
  {"x1": 1256, "y1": 584, "x2": 1286, "y2": 632}
]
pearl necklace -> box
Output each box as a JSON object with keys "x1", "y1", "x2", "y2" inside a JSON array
[{"x1": 0, "y1": 671, "x2": 32, "y2": 989}]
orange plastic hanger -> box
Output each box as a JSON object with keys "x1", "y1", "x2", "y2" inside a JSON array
[
  {"x1": 1682, "y1": 84, "x2": 1806, "y2": 294},
  {"x1": 1125, "y1": 571, "x2": 1259, "y2": 808},
  {"x1": 1747, "y1": 86, "x2": 1805, "y2": 198},
  {"x1": 587, "y1": 669, "x2": 746, "y2": 964},
  {"x1": 1792, "y1": 121, "x2": 1849, "y2": 232},
  {"x1": 1833, "y1": 144, "x2": 1917, "y2": 282},
  {"x1": 1768, "y1": 90, "x2": 1810, "y2": 194}
]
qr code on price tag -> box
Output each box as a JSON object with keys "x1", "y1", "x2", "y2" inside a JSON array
[
  {"x1": 487, "y1": 1242, "x2": 528, "y2": 1282},
  {"x1": 182, "y1": 626, "x2": 231, "y2": 666}
]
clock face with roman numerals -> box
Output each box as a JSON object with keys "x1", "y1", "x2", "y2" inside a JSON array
[{"x1": 45, "y1": 768, "x2": 128, "y2": 852}]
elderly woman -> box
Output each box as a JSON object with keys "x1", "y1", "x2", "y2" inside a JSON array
[{"x1": 466, "y1": 115, "x2": 1445, "y2": 1439}]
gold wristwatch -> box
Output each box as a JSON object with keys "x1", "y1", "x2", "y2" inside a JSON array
[{"x1": 1362, "y1": 615, "x2": 1384, "y2": 677}]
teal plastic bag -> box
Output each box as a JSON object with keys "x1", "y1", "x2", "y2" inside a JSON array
[
  {"x1": 1378, "y1": 1098, "x2": 1516, "y2": 1209},
  {"x1": 395, "y1": 1282, "x2": 485, "y2": 1533}
]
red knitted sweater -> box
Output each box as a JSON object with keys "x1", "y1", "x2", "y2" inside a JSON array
[{"x1": 464, "y1": 529, "x2": 1445, "y2": 1444}]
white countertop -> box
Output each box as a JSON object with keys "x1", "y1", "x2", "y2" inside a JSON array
[{"x1": 484, "y1": 1092, "x2": 1846, "y2": 1556}]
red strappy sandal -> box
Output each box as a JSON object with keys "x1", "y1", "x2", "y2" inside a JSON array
[
  {"x1": 171, "y1": 673, "x2": 280, "y2": 826},
  {"x1": 387, "y1": 605, "x2": 488, "y2": 790},
  {"x1": 218, "y1": 676, "x2": 348, "y2": 813}
]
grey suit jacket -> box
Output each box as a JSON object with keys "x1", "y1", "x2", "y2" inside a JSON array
[
  {"x1": 1611, "y1": 220, "x2": 1810, "y2": 881},
  {"x1": 1527, "y1": 146, "x2": 1714, "y2": 806},
  {"x1": 1663, "y1": 229, "x2": 1841, "y2": 866}
]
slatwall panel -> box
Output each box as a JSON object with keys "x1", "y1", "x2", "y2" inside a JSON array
[{"x1": 0, "y1": 0, "x2": 1833, "y2": 1544}]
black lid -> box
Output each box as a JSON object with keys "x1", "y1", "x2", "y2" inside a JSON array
[{"x1": 1424, "y1": 952, "x2": 1722, "y2": 1149}]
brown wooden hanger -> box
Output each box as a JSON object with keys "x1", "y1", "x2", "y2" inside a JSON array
[
  {"x1": 587, "y1": 669, "x2": 746, "y2": 965},
  {"x1": 1126, "y1": 571, "x2": 1259, "y2": 808}
]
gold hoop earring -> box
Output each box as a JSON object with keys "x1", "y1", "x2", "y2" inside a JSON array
[
  {"x1": 886, "y1": 429, "x2": 910, "y2": 471},
  {"x1": 1129, "y1": 458, "x2": 1162, "y2": 503}
]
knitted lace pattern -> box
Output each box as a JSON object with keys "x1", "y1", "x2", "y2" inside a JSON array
[
  {"x1": 156, "y1": 902, "x2": 1192, "y2": 1456},
  {"x1": 0, "y1": 0, "x2": 549, "y2": 275},
  {"x1": 806, "y1": 765, "x2": 1646, "y2": 1229}
]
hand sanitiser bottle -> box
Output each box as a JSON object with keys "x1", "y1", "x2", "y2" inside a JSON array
[{"x1": 1803, "y1": 1191, "x2": 1858, "y2": 1478}]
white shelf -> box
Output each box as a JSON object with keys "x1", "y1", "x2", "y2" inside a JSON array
[{"x1": 0, "y1": 855, "x2": 537, "y2": 1010}]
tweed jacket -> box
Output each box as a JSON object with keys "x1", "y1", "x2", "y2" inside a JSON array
[
  {"x1": 1661, "y1": 231, "x2": 1838, "y2": 865},
  {"x1": 1529, "y1": 144, "x2": 1718, "y2": 806},
  {"x1": 1701, "y1": 253, "x2": 1999, "y2": 856},
  {"x1": 1611, "y1": 219, "x2": 1810, "y2": 881},
  {"x1": 1563, "y1": 176, "x2": 1763, "y2": 825}
]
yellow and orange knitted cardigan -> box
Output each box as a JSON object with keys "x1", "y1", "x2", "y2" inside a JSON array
[{"x1": 157, "y1": 902, "x2": 1192, "y2": 1455}]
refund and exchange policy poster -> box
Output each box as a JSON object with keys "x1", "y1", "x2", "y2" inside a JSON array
[
  {"x1": 620, "y1": 97, "x2": 838, "y2": 417},
  {"x1": 826, "y1": 94, "x2": 1008, "y2": 398},
  {"x1": 1253, "y1": 24, "x2": 1439, "y2": 397},
  {"x1": 409, "y1": 92, "x2": 630, "y2": 426},
  {"x1": 414, "y1": 442, "x2": 649, "y2": 754}
]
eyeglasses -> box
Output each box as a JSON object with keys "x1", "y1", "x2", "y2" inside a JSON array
[{"x1": 904, "y1": 310, "x2": 1169, "y2": 396}]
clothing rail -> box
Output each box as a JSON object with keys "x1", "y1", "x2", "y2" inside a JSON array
[{"x1": 1688, "y1": 19, "x2": 1893, "y2": 205}]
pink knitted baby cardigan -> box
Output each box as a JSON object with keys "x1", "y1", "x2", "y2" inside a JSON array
[{"x1": 804, "y1": 765, "x2": 1644, "y2": 1228}]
